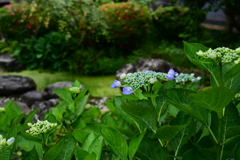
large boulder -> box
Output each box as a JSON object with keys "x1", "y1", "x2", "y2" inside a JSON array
[
  {"x1": 116, "y1": 58, "x2": 178, "y2": 80},
  {"x1": 0, "y1": 53, "x2": 25, "y2": 72},
  {"x1": 0, "y1": 75, "x2": 36, "y2": 96},
  {"x1": 21, "y1": 91, "x2": 44, "y2": 107}
]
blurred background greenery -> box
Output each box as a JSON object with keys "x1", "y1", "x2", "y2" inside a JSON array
[{"x1": 0, "y1": 0, "x2": 240, "y2": 97}]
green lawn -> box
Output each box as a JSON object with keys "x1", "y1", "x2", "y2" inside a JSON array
[{"x1": 2, "y1": 70, "x2": 121, "y2": 98}]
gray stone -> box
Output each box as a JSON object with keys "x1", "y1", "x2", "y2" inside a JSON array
[
  {"x1": 43, "y1": 81, "x2": 85, "y2": 99},
  {"x1": 0, "y1": 75, "x2": 36, "y2": 96},
  {"x1": 21, "y1": 91, "x2": 44, "y2": 107},
  {"x1": 87, "y1": 97, "x2": 109, "y2": 111},
  {"x1": 0, "y1": 53, "x2": 25, "y2": 72},
  {"x1": 116, "y1": 58, "x2": 179, "y2": 80},
  {"x1": 32, "y1": 99, "x2": 59, "y2": 121}
]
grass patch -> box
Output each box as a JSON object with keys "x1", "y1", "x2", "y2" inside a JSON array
[{"x1": 2, "y1": 70, "x2": 121, "y2": 98}]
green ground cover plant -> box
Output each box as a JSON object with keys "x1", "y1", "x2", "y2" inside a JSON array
[{"x1": 1, "y1": 42, "x2": 240, "y2": 159}]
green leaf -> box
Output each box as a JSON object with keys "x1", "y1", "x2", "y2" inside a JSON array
[
  {"x1": 84, "y1": 152, "x2": 96, "y2": 160},
  {"x1": 88, "y1": 135, "x2": 104, "y2": 160},
  {"x1": 101, "y1": 127, "x2": 128, "y2": 160},
  {"x1": 53, "y1": 88, "x2": 74, "y2": 104},
  {"x1": 46, "y1": 114, "x2": 57, "y2": 123},
  {"x1": 43, "y1": 140, "x2": 64, "y2": 160},
  {"x1": 136, "y1": 138, "x2": 169, "y2": 160},
  {"x1": 155, "y1": 116, "x2": 191, "y2": 141},
  {"x1": 188, "y1": 86, "x2": 233, "y2": 112},
  {"x1": 105, "y1": 101, "x2": 120, "y2": 115},
  {"x1": 55, "y1": 133, "x2": 76, "y2": 160},
  {"x1": 113, "y1": 96, "x2": 137, "y2": 127},
  {"x1": 182, "y1": 149, "x2": 206, "y2": 160},
  {"x1": 73, "y1": 130, "x2": 90, "y2": 143},
  {"x1": 223, "y1": 62, "x2": 240, "y2": 82},
  {"x1": 82, "y1": 132, "x2": 96, "y2": 151},
  {"x1": 72, "y1": 80, "x2": 81, "y2": 88},
  {"x1": 5, "y1": 100, "x2": 22, "y2": 125},
  {"x1": 17, "y1": 135, "x2": 35, "y2": 152},
  {"x1": 74, "y1": 147, "x2": 89, "y2": 160},
  {"x1": 224, "y1": 102, "x2": 240, "y2": 139},
  {"x1": 23, "y1": 146, "x2": 39, "y2": 160},
  {"x1": 0, "y1": 146, "x2": 12, "y2": 160},
  {"x1": 167, "y1": 104, "x2": 179, "y2": 118},
  {"x1": 134, "y1": 89, "x2": 147, "y2": 100},
  {"x1": 152, "y1": 82, "x2": 162, "y2": 93},
  {"x1": 75, "y1": 94, "x2": 89, "y2": 116},
  {"x1": 21, "y1": 132, "x2": 42, "y2": 143},
  {"x1": 194, "y1": 144, "x2": 217, "y2": 160},
  {"x1": 121, "y1": 100, "x2": 157, "y2": 132},
  {"x1": 161, "y1": 89, "x2": 210, "y2": 126},
  {"x1": 235, "y1": 143, "x2": 240, "y2": 160},
  {"x1": 169, "y1": 122, "x2": 195, "y2": 153},
  {"x1": 129, "y1": 131, "x2": 146, "y2": 160},
  {"x1": 225, "y1": 73, "x2": 240, "y2": 95}
]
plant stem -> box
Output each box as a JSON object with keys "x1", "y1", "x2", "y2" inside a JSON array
[
  {"x1": 207, "y1": 126, "x2": 218, "y2": 144},
  {"x1": 218, "y1": 108, "x2": 226, "y2": 160}
]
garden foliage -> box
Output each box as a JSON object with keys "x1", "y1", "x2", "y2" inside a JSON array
[
  {"x1": 1, "y1": 42, "x2": 240, "y2": 159},
  {"x1": 0, "y1": 0, "x2": 207, "y2": 75}
]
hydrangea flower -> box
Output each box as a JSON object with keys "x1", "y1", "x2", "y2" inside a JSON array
[
  {"x1": 196, "y1": 47, "x2": 240, "y2": 64},
  {"x1": 120, "y1": 73, "x2": 126, "y2": 79},
  {"x1": 26, "y1": 120, "x2": 57, "y2": 136},
  {"x1": 111, "y1": 80, "x2": 121, "y2": 88},
  {"x1": 165, "y1": 69, "x2": 178, "y2": 80},
  {"x1": 0, "y1": 135, "x2": 15, "y2": 149},
  {"x1": 149, "y1": 77, "x2": 157, "y2": 84},
  {"x1": 122, "y1": 87, "x2": 133, "y2": 95},
  {"x1": 6, "y1": 137, "x2": 15, "y2": 146}
]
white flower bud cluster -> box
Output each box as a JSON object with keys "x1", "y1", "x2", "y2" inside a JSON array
[
  {"x1": 26, "y1": 120, "x2": 57, "y2": 136},
  {"x1": 196, "y1": 47, "x2": 240, "y2": 64},
  {"x1": 0, "y1": 108, "x2": 5, "y2": 112},
  {"x1": 123, "y1": 70, "x2": 167, "y2": 89},
  {"x1": 69, "y1": 87, "x2": 80, "y2": 93},
  {"x1": 174, "y1": 73, "x2": 201, "y2": 84},
  {"x1": 0, "y1": 135, "x2": 15, "y2": 150}
]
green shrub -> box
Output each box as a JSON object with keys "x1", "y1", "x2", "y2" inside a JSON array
[
  {"x1": 152, "y1": 6, "x2": 206, "y2": 40},
  {"x1": 0, "y1": 2, "x2": 38, "y2": 42},
  {"x1": 12, "y1": 32, "x2": 73, "y2": 71},
  {"x1": 0, "y1": 0, "x2": 108, "y2": 43},
  {"x1": 99, "y1": 2, "x2": 151, "y2": 50},
  {"x1": 70, "y1": 47, "x2": 129, "y2": 75}
]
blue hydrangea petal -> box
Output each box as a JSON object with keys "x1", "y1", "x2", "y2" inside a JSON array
[
  {"x1": 122, "y1": 87, "x2": 133, "y2": 95},
  {"x1": 111, "y1": 80, "x2": 121, "y2": 88}
]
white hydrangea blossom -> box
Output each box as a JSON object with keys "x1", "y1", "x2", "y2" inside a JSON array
[
  {"x1": 0, "y1": 135, "x2": 15, "y2": 150},
  {"x1": 26, "y1": 120, "x2": 57, "y2": 136},
  {"x1": 196, "y1": 47, "x2": 240, "y2": 64}
]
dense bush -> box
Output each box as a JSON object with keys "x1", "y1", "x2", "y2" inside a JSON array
[
  {"x1": 99, "y1": 2, "x2": 151, "y2": 49},
  {"x1": 12, "y1": 32, "x2": 73, "y2": 71},
  {"x1": 152, "y1": 6, "x2": 206, "y2": 40},
  {"x1": 0, "y1": 2, "x2": 38, "y2": 41}
]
